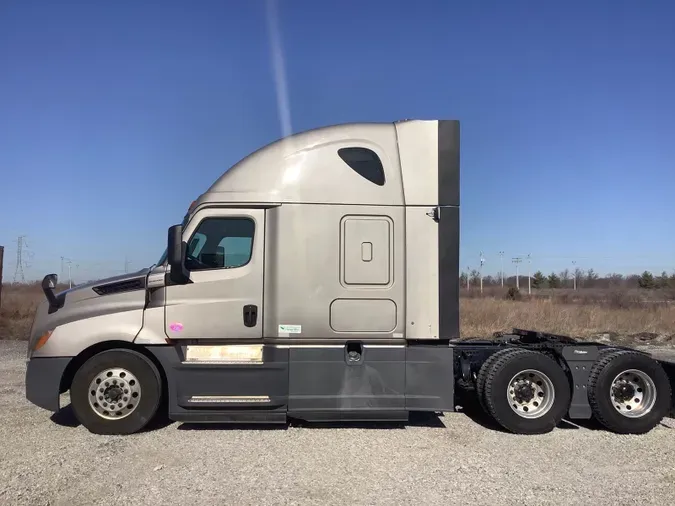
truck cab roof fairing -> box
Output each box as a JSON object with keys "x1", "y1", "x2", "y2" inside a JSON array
[
  {"x1": 198, "y1": 120, "x2": 453, "y2": 208},
  {"x1": 202, "y1": 122, "x2": 403, "y2": 206}
]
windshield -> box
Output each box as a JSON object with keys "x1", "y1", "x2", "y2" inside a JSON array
[
  {"x1": 154, "y1": 211, "x2": 191, "y2": 267},
  {"x1": 156, "y1": 248, "x2": 168, "y2": 266}
]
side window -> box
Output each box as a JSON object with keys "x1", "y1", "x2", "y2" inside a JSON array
[
  {"x1": 338, "y1": 147, "x2": 386, "y2": 186},
  {"x1": 188, "y1": 234, "x2": 207, "y2": 257},
  {"x1": 185, "y1": 217, "x2": 255, "y2": 271}
]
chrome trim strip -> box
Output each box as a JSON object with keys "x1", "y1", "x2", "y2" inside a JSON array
[{"x1": 187, "y1": 395, "x2": 271, "y2": 403}]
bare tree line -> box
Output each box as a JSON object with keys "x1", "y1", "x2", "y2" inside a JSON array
[{"x1": 461, "y1": 268, "x2": 675, "y2": 290}]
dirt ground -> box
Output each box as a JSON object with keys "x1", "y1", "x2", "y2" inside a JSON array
[{"x1": 2, "y1": 341, "x2": 675, "y2": 506}]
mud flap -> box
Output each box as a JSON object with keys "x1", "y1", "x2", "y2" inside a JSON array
[{"x1": 561, "y1": 345, "x2": 600, "y2": 419}]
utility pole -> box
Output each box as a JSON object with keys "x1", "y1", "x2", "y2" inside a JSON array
[
  {"x1": 66, "y1": 259, "x2": 73, "y2": 288},
  {"x1": 479, "y1": 251, "x2": 485, "y2": 294},
  {"x1": 527, "y1": 254, "x2": 531, "y2": 295},
  {"x1": 13, "y1": 235, "x2": 26, "y2": 283},
  {"x1": 499, "y1": 251, "x2": 504, "y2": 287},
  {"x1": 466, "y1": 267, "x2": 470, "y2": 290},
  {"x1": 124, "y1": 257, "x2": 131, "y2": 274},
  {"x1": 572, "y1": 260, "x2": 577, "y2": 291},
  {"x1": 512, "y1": 257, "x2": 522, "y2": 290}
]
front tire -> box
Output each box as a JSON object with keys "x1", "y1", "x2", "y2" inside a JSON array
[
  {"x1": 70, "y1": 349, "x2": 162, "y2": 435},
  {"x1": 483, "y1": 349, "x2": 571, "y2": 434},
  {"x1": 587, "y1": 350, "x2": 671, "y2": 434}
]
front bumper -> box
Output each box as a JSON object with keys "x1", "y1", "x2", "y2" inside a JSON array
[{"x1": 25, "y1": 357, "x2": 72, "y2": 412}]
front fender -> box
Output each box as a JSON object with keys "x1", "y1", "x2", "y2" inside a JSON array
[{"x1": 31, "y1": 309, "x2": 144, "y2": 358}]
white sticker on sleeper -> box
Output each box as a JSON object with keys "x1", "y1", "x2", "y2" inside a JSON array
[{"x1": 278, "y1": 324, "x2": 302, "y2": 334}]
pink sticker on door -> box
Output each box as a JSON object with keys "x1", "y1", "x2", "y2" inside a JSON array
[{"x1": 169, "y1": 322, "x2": 184, "y2": 332}]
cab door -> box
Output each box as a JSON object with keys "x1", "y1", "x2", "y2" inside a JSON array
[{"x1": 164, "y1": 207, "x2": 264, "y2": 340}]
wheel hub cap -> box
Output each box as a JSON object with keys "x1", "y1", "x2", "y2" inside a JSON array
[
  {"x1": 612, "y1": 382, "x2": 635, "y2": 403},
  {"x1": 514, "y1": 383, "x2": 535, "y2": 403},
  {"x1": 507, "y1": 369, "x2": 556, "y2": 419},
  {"x1": 107, "y1": 386, "x2": 123, "y2": 402},
  {"x1": 610, "y1": 369, "x2": 656, "y2": 418},
  {"x1": 87, "y1": 367, "x2": 142, "y2": 420}
]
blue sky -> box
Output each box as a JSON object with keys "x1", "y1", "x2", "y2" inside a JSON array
[{"x1": 1, "y1": 0, "x2": 674, "y2": 282}]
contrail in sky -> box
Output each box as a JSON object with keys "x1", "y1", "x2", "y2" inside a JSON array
[{"x1": 265, "y1": 0, "x2": 292, "y2": 139}]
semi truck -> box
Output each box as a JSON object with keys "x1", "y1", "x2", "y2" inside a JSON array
[{"x1": 25, "y1": 119, "x2": 673, "y2": 436}]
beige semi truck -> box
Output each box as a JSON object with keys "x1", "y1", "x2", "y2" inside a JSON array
[{"x1": 25, "y1": 119, "x2": 673, "y2": 436}]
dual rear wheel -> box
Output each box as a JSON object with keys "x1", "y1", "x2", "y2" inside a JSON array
[
  {"x1": 476, "y1": 348, "x2": 671, "y2": 435},
  {"x1": 587, "y1": 350, "x2": 671, "y2": 434},
  {"x1": 477, "y1": 349, "x2": 570, "y2": 434}
]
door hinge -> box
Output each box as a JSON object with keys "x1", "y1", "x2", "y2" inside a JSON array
[{"x1": 426, "y1": 206, "x2": 440, "y2": 222}]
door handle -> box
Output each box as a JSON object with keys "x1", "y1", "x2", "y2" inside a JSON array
[{"x1": 243, "y1": 305, "x2": 257, "y2": 327}]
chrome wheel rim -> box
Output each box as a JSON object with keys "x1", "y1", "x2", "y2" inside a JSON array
[
  {"x1": 507, "y1": 369, "x2": 555, "y2": 419},
  {"x1": 88, "y1": 368, "x2": 141, "y2": 420},
  {"x1": 610, "y1": 369, "x2": 656, "y2": 418}
]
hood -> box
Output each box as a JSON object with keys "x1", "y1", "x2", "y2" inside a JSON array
[
  {"x1": 55, "y1": 267, "x2": 152, "y2": 304},
  {"x1": 28, "y1": 268, "x2": 152, "y2": 346}
]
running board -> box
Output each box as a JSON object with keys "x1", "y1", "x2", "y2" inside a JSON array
[
  {"x1": 169, "y1": 410, "x2": 287, "y2": 424},
  {"x1": 178, "y1": 395, "x2": 283, "y2": 409},
  {"x1": 148, "y1": 345, "x2": 290, "y2": 418},
  {"x1": 186, "y1": 395, "x2": 271, "y2": 404}
]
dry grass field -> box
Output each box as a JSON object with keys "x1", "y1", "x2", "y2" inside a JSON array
[
  {"x1": 0, "y1": 283, "x2": 53, "y2": 340},
  {"x1": 459, "y1": 286, "x2": 675, "y2": 342},
  {"x1": 1, "y1": 282, "x2": 674, "y2": 343},
  {"x1": 459, "y1": 297, "x2": 675, "y2": 342}
]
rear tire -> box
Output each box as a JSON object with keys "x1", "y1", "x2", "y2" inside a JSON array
[
  {"x1": 587, "y1": 350, "x2": 671, "y2": 434},
  {"x1": 483, "y1": 349, "x2": 571, "y2": 434},
  {"x1": 70, "y1": 349, "x2": 162, "y2": 435},
  {"x1": 476, "y1": 348, "x2": 519, "y2": 414}
]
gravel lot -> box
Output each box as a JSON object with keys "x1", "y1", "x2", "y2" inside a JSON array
[{"x1": 2, "y1": 340, "x2": 675, "y2": 506}]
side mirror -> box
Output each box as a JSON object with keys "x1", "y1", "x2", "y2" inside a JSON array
[
  {"x1": 167, "y1": 224, "x2": 190, "y2": 284},
  {"x1": 41, "y1": 274, "x2": 60, "y2": 307}
]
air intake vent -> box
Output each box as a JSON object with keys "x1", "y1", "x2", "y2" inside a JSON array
[{"x1": 92, "y1": 278, "x2": 145, "y2": 296}]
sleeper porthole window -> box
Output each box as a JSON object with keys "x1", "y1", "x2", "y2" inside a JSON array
[{"x1": 338, "y1": 147, "x2": 386, "y2": 186}]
